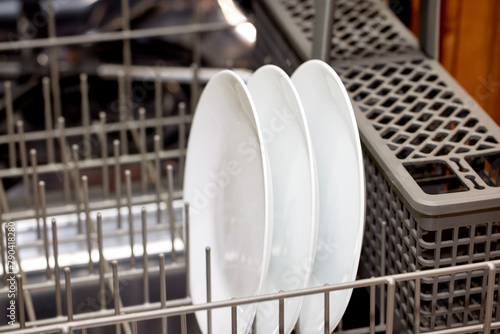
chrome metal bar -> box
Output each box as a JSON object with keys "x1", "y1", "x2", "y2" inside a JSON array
[
  {"x1": 190, "y1": 63, "x2": 199, "y2": 114},
  {"x1": 419, "y1": 0, "x2": 441, "y2": 59},
  {"x1": 139, "y1": 108, "x2": 147, "y2": 195},
  {"x1": 51, "y1": 219, "x2": 62, "y2": 317},
  {"x1": 0, "y1": 115, "x2": 192, "y2": 147},
  {"x1": 57, "y1": 117, "x2": 71, "y2": 204},
  {"x1": 141, "y1": 207, "x2": 149, "y2": 304},
  {"x1": 324, "y1": 288, "x2": 330, "y2": 334},
  {"x1": 379, "y1": 221, "x2": 386, "y2": 325},
  {"x1": 178, "y1": 102, "x2": 186, "y2": 188},
  {"x1": 414, "y1": 276, "x2": 421, "y2": 334},
  {"x1": 121, "y1": 0, "x2": 133, "y2": 129},
  {"x1": 369, "y1": 280, "x2": 376, "y2": 334},
  {"x1": 166, "y1": 165, "x2": 176, "y2": 262},
  {"x1": 114, "y1": 140, "x2": 122, "y2": 229},
  {"x1": 0, "y1": 22, "x2": 233, "y2": 51},
  {"x1": 385, "y1": 279, "x2": 395, "y2": 334},
  {"x1": 125, "y1": 170, "x2": 135, "y2": 268},
  {"x1": 154, "y1": 135, "x2": 162, "y2": 224},
  {"x1": 4, "y1": 81, "x2": 16, "y2": 168},
  {"x1": 206, "y1": 246, "x2": 212, "y2": 334},
  {"x1": 82, "y1": 175, "x2": 93, "y2": 273},
  {"x1": 231, "y1": 300, "x2": 237, "y2": 334},
  {"x1": 311, "y1": 0, "x2": 335, "y2": 61},
  {"x1": 118, "y1": 70, "x2": 128, "y2": 155},
  {"x1": 64, "y1": 267, "x2": 73, "y2": 321},
  {"x1": 184, "y1": 203, "x2": 190, "y2": 298},
  {"x1": 71, "y1": 145, "x2": 83, "y2": 234},
  {"x1": 17, "y1": 121, "x2": 31, "y2": 208},
  {"x1": 42, "y1": 77, "x2": 55, "y2": 164},
  {"x1": 155, "y1": 70, "x2": 163, "y2": 143},
  {"x1": 38, "y1": 181, "x2": 51, "y2": 280},
  {"x1": 159, "y1": 253, "x2": 167, "y2": 334},
  {"x1": 279, "y1": 292, "x2": 285, "y2": 334},
  {"x1": 97, "y1": 212, "x2": 106, "y2": 311},
  {"x1": 100, "y1": 112, "x2": 110, "y2": 199},
  {"x1": 47, "y1": 0, "x2": 61, "y2": 121},
  {"x1": 80, "y1": 74, "x2": 91, "y2": 160},
  {"x1": 180, "y1": 314, "x2": 187, "y2": 334},
  {"x1": 30, "y1": 149, "x2": 41, "y2": 239},
  {"x1": 483, "y1": 263, "x2": 496, "y2": 333},
  {"x1": 3, "y1": 191, "x2": 183, "y2": 223},
  {"x1": 17, "y1": 275, "x2": 26, "y2": 328},
  {"x1": 112, "y1": 261, "x2": 121, "y2": 334}
]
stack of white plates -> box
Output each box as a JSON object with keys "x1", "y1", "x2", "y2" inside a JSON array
[{"x1": 183, "y1": 60, "x2": 365, "y2": 334}]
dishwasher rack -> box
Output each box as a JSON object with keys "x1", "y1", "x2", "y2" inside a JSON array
[{"x1": 2, "y1": 0, "x2": 500, "y2": 333}]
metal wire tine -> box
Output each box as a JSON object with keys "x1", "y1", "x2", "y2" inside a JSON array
[
  {"x1": 42, "y1": 77, "x2": 55, "y2": 164},
  {"x1": 58, "y1": 117, "x2": 71, "y2": 204},
  {"x1": 141, "y1": 207, "x2": 149, "y2": 304},
  {"x1": 4, "y1": 81, "x2": 16, "y2": 168},
  {"x1": 166, "y1": 164, "x2": 176, "y2": 262},
  {"x1": 278, "y1": 291, "x2": 285, "y2": 334},
  {"x1": 64, "y1": 267, "x2": 73, "y2": 321},
  {"x1": 30, "y1": 149, "x2": 41, "y2": 239},
  {"x1": 132, "y1": 322, "x2": 138, "y2": 334},
  {"x1": 39, "y1": 180, "x2": 52, "y2": 280},
  {"x1": 16, "y1": 121, "x2": 31, "y2": 208},
  {"x1": 112, "y1": 260, "x2": 122, "y2": 334},
  {"x1": 184, "y1": 202, "x2": 190, "y2": 298},
  {"x1": 154, "y1": 135, "x2": 162, "y2": 224},
  {"x1": 206, "y1": 246, "x2": 212, "y2": 334},
  {"x1": 369, "y1": 279, "x2": 376, "y2": 334},
  {"x1": 125, "y1": 170, "x2": 135, "y2": 268},
  {"x1": 97, "y1": 212, "x2": 106, "y2": 310},
  {"x1": 379, "y1": 221, "x2": 387, "y2": 325},
  {"x1": 72, "y1": 144, "x2": 83, "y2": 234},
  {"x1": 113, "y1": 140, "x2": 123, "y2": 229},
  {"x1": 190, "y1": 62, "x2": 199, "y2": 114},
  {"x1": 231, "y1": 298, "x2": 237, "y2": 334},
  {"x1": 178, "y1": 312, "x2": 187, "y2": 334},
  {"x1": 158, "y1": 253, "x2": 167, "y2": 334},
  {"x1": 82, "y1": 175, "x2": 93, "y2": 273},
  {"x1": 118, "y1": 70, "x2": 128, "y2": 155},
  {"x1": 324, "y1": 285, "x2": 330, "y2": 334},
  {"x1": 0, "y1": 225, "x2": 6, "y2": 285},
  {"x1": 16, "y1": 274, "x2": 26, "y2": 328},
  {"x1": 385, "y1": 278, "x2": 395, "y2": 334},
  {"x1": 80, "y1": 73, "x2": 91, "y2": 160},
  {"x1": 484, "y1": 263, "x2": 496, "y2": 333},
  {"x1": 178, "y1": 102, "x2": 186, "y2": 188},
  {"x1": 99, "y1": 112, "x2": 110, "y2": 199},
  {"x1": 155, "y1": 69, "x2": 163, "y2": 142},
  {"x1": 121, "y1": 0, "x2": 133, "y2": 122},
  {"x1": 47, "y1": 0, "x2": 62, "y2": 121},
  {"x1": 139, "y1": 108, "x2": 147, "y2": 195},
  {"x1": 52, "y1": 218, "x2": 62, "y2": 317},
  {"x1": 413, "y1": 275, "x2": 421, "y2": 334}
]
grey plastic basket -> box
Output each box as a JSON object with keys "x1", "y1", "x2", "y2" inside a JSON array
[{"x1": 253, "y1": 0, "x2": 500, "y2": 332}]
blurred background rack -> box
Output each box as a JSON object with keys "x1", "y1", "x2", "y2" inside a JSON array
[{"x1": 0, "y1": 0, "x2": 500, "y2": 333}]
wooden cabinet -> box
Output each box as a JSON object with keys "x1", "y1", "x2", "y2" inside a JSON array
[{"x1": 411, "y1": 0, "x2": 500, "y2": 125}]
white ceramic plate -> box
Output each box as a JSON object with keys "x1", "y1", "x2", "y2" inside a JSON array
[
  {"x1": 247, "y1": 65, "x2": 319, "y2": 334},
  {"x1": 184, "y1": 70, "x2": 273, "y2": 334},
  {"x1": 292, "y1": 60, "x2": 365, "y2": 333}
]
